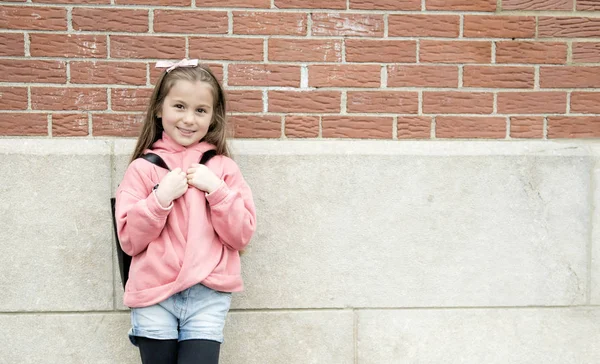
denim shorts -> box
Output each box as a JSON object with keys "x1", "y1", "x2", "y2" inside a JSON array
[{"x1": 129, "y1": 284, "x2": 232, "y2": 346}]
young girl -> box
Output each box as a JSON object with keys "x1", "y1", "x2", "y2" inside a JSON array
[{"x1": 115, "y1": 59, "x2": 256, "y2": 364}]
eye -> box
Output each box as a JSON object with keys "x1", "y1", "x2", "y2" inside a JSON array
[
  {"x1": 196, "y1": 108, "x2": 206, "y2": 114},
  {"x1": 174, "y1": 104, "x2": 184, "y2": 109}
]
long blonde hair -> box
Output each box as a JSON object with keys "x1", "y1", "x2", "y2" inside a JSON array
[{"x1": 130, "y1": 64, "x2": 230, "y2": 163}]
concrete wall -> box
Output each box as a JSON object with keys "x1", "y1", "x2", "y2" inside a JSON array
[{"x1": 1, "y1": 138, "x2": 599, "y2": 363}]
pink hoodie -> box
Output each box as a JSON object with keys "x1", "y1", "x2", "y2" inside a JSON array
[{"x1": 115, "y1": 132, "x2": 256, "y2": 308}]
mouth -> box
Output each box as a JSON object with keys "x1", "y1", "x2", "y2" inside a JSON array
[{"x1": 177, "y1": 127, "x2": 196, "y2": 136}]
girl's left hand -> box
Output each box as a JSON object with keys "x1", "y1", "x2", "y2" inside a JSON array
[{"x1": 186, "y1": 164, "x2": 223, "y2": 193}]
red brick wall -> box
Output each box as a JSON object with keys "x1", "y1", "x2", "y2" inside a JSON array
[{"x1": 1, "y1": 0, "x2": 599, "y2": 139}]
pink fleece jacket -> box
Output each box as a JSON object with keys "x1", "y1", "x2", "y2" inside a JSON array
[{"x1": 115, "y1": 133, "x2": 256, "y2": 308}]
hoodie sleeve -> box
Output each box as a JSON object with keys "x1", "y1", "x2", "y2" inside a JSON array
[
  {"x1": 205, "y1": 157, "x2": 257, "y2": 251},
  {"x1": 115, "y1": 160, "x2": 172, "y2": 256}
]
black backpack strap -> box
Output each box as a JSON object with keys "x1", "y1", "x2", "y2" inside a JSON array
[
  {"x1": 200, "y1": 150, "x2": 217, "y2": 165},
  {"x1": 141, "y1": 153, "x2": 170, "y2": 171}
]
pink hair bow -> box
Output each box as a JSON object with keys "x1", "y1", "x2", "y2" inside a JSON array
[{"x1": 155, "y1": 59, "x2": 199, "y2": 73}]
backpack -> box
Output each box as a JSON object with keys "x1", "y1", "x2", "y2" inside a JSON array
[{"x1": 110, "y1": 150, "x2": 217, "y2": 290}]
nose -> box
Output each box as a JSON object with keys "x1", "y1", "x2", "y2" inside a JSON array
[{"x1": 182, "y1": 110, "x2": 194, "y2": 124}]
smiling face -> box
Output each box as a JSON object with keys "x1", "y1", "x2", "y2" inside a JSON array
[{"x1": 157, "y1": 79, "x2": 214, "y2": 147}]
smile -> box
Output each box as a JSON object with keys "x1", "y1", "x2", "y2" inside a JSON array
[{"x1": 177, "y1": 127, "x2": 196, "y2": 135}]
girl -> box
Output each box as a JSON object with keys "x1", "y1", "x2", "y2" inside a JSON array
[{"x1": 115, "y1": 59, "x2": 256, "y2": 364}]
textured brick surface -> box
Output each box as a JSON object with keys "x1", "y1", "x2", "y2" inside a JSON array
[
  {"x1": 0, "y1": 60, "x2": 66, "y2": 83},
  {"x1": 496, "y1": 42, "x2": 567, "y2": 64},
  {"x1": 397, "y1": 116, "x2": 431, "y2": 139},
  {"x1": 70, "y1": 62, "x2": 146, "y2": 86},
  {"x1": 269, "y1": 91, "x2": 341, "y2": 113},
  {"x1": 0, "y1": 114, "x2": 48, "y2": 135},
  {"x1": 233, "y1": 11, "x2": 306, "y2": 35},
  {"x1": 227, "y1": 90, "x2": 263, "y2": 113},
  {"x1": 541, "y1": 66, "x2": 600, "y2": 88},
  {"x1": 388, "y1": 14, "x2": 460, "y2": 38},
  {"x1": 0, "y1": 33, "x2": 24, "y2": 56},
  {"x1": 322, "y1": 116, "x2": 392, "y2": 138},
  {"x1": 387, "y1": 65, "x2": 459, "y2": 88},
  {"x1": 230, "y1": 115, "x2": 281, "y2": 138},
  {"x1": 0, "y1": 5, "x2": 66, "y2": 30},
  {"x1": 548, "y1": 117, "x2": 600, "y2": 138},
  {"x1": 0, "y1": 87, "x2": 27, "y2": 110},
  {"x1": 111, "y1": 36, "x2": 185, "y2": 59},
  {"x1": 503, "y1": 0, "x2": 573, "y2": 10},
  {"x1": 268, "y1": 39, "x2": 342, "y2": 62},
  {"x1": 111, "y1": 88, "x2": 153, "y2": 111},
  {"x1": 423, "y1": 92, "x2": 494, "y2": 114},
  {"x1": 463, "y1": 66, "x2": 534, "y2": 88},
  {"x1": 72, "y1": 8, "x2": 148, "y2": 32},
  {"x1": 510, "y1": 117, "x2": 544, "y2": 139},
  {"x1": 52, "y1": 114, "x2": 89, "y2": 136},
  {"x1": 32, "y1": 87, "x2": 107, "y2": 111},
  {"x1": 420, "y1": 41, "x2": 491, "y2": 64},
  {"x1": 426, "y1": 0, "x2": 496, "y2": 11},
  {"x1": 228, "y1": 64, "x2": 301, "y2": 87},
  {"x1": 309, "y1": 65, "x2": 381, "y2": 88},
  {"x1": 345, "y1": 40, "x2": 416, "y2": 63},
  {"x1": 436, "y1": 117, "x2": 506, "y2": 138},
  {"x1": 571, "y1": 92, "x2": 600, "y2": 114},
  {"x1": 30, "y1": 34, "x2": 107, "y2": 58},
  {"x1": 285, "y1": 116, "x2": 319, "y2": 138},
  {"x1": 539, "y1": 17, "x2": 600, "y2": 38},
  {"x1": 463, "y1": 16, "x2": 535, "y2": 38},
  {"x1": 274, "y1": 0, "x2": 346, "y2": 8},
  {"x1": 347, "y1": 91, "x2": 418, "y2": 114},
  {"x1": 573, "y1": 43, "x2": 600, "y2": 63},
  {"x1": 92, "y1": 114, "x2": 143, "y2": 137},
  {"x1": 311, "y1": 13, "x2": 384, "y2": 37},
  {"x1": 497, "y1": 92, "x2": 567, "y2": 114},
  {"x1": 190, "y1": 37, "x2": 263, "y2": 61},
  {"x1": 154, "y1": 10, "x2": 228, "y2": 34}
]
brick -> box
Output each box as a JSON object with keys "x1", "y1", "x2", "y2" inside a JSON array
[
  {"x1": 285, "y1": 116, "x2": 319, "y2": 138},
  {"x1": 309, "y1": 65, "x2": 380, "y2": 88},
  {"x1": 426, "y1": 0, "x2": 496, "y2": 11},
  {"x1": 115, "y1": 0, "x2": 189, "y2": 4},
  {"x1": 463, "y1": 16, "x2": 535, "y2": 38},
  {"x1": 52, "y1": 114, "x2": 89, "y2": 137},
  {"x1": 349, "y1": 0, "x2": 420, "y2": 10},
  {"x1": 571, "y1": 92, "x2": 600, "y2": 114},
  {"x1": 227, "y1": 90, "x2": 263, "y2": 112},
  {"x1": 269, "y1": 91, "x2": 340, "y2": 113},
  {"x1": 312, "y1": 13, "x2": 384, "y2": 37},
  {"x1": 269, "y1": 39, "x2": 342, "y2": 62},
  {"x1": 92, "y1": 113, "x2": 143, "y2": 137},
  {"x1": 510, "y1": 117, "x2": 543, "y2": 138},
  {"x1": 71, "y1": 62, "x2": 146, "y2": 86},
  {"x1": 150, "y1": 63, "x2": 223, "y2": 85},
  {"x1": 34, "y1": 0, "x2": 109, "y2": 3},
  {"x1": 73, "y1": 8, "x2": 147, "y2": 32},
  {"x1": 423, "y1": 92, "x2": 493, "y2": 114},
  {"x1": 228, "y1": 64, "x2": 301, "y2": 87},
  {"x1": 420, "y1": 41, "x2": 491, "y2": 64},
  {"x1": 548, "y1": 117, "x2": 600, "y2": 138},
  {"x1": 0, "y1": 113, "x2": 47, "y2": 136},
  {"x1": 0, "y1": 87, "x2": 27, "y2": 110},
  {"x1": 345, "y1": 40, "x2": 416, "y2": 63},
  {"x1": 322, "y1": 116, "x2": 392, "y2": 138},
  {"x1": 503, "y1": 0, "x2": 573, "y2": 10},
  {"x1": 496, "y1": 42, "x2": 567, "y2": 64},
  {"x1": 111, "y1": 36, "x2": 185, "y2": 59},
  {"x1": 0, "y1": 33, "x2": 24, "y2": 56},
  {"x1": 154, "y1": 10, "x2": 228, "y2": 34},
  {"x1": 0, "y1": 60, "x2": 66, "y2": 83},
  {"x1": 463, "y1": 66, "x2": 534, "y2": 88},
  {"x1": 30, "y1": 34, "x2": 106, "y2": 58},
  {"x1": 497, "y1": 92, "x2": 567, "y2": 114},
  {"x1": 230, "y1": 115, "x2": 281, "y2": 138},
  {"x1": 274, "y1": 0, "x2": 346, "y2": 8},
  {"x1": 233, "y1": 11, "x2": 306, "y2": 35},
  {"x1": 0, "y1": 6, "x2": 66, "y2": 30},
  {"x1": 196, "y1": 0, "x2": 270, "y2": 6},
  {"x1": 573, "y1": 43, "x2": 600, "y2": 63},
  {"x1": 540, "y1": 66, "x2": 600, "y2": 88},
  {"x1": 578, "y1": 0, "x2": 600, "y2": 10},
  {"x1": 387, "y1": 65, "x2": 458, "y2": 88},
  {"x1": 32, "y1": 87, "x2": 107, "y2": 111},
  {"x1": 388, "y1": 15, "x2": 459, "y2": 38},
  {"x1": 189, "y1": 37, "x2": 263, "y2": 61},
  {"x1": 111, "y1": 88, "x2": 153, "y2": 111},
  {"x1": 436, "y1": 117, "x2": 506, "y2": 138},
  {"x1": 398, "y1": 116, "x2": 431, "y2": 139},
  {"x1": 539, "y1": 17, "x2": 600, "y2": 38},
  {"x1": 347, "y1": 91, "x2": 418, "y2": 114}
]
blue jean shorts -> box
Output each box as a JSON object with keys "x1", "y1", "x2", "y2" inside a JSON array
[{"x1": 129, "y1": 284, "x2": 232, "y2": 346}]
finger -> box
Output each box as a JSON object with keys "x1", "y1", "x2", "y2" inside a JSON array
[
  {"x1": 172, "y1": 167, "x2": 182, "y2": 173},
  {"x1": 187, "y1": 168, "x2": 196, "y2": 174}
]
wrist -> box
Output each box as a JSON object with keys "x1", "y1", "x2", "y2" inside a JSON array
[
  {"x1": 206, "y1": 179, "x2": 223, "y2": 194},
  {"x1": 154, "y1": 187, "x2": 172, "y2": 208}
]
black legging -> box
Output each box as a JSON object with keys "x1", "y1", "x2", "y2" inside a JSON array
[{"x1": 136, "y1": 337, "x2": 221, "y2": 364}]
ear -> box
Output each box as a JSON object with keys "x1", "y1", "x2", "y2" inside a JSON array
[{"x1": 156, "y1": 111, "x2": 162, "y2": 118}]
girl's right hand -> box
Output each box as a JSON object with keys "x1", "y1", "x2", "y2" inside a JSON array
[{"x1": 155, "y1": 168, "x2": 188, "y2": 208}]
